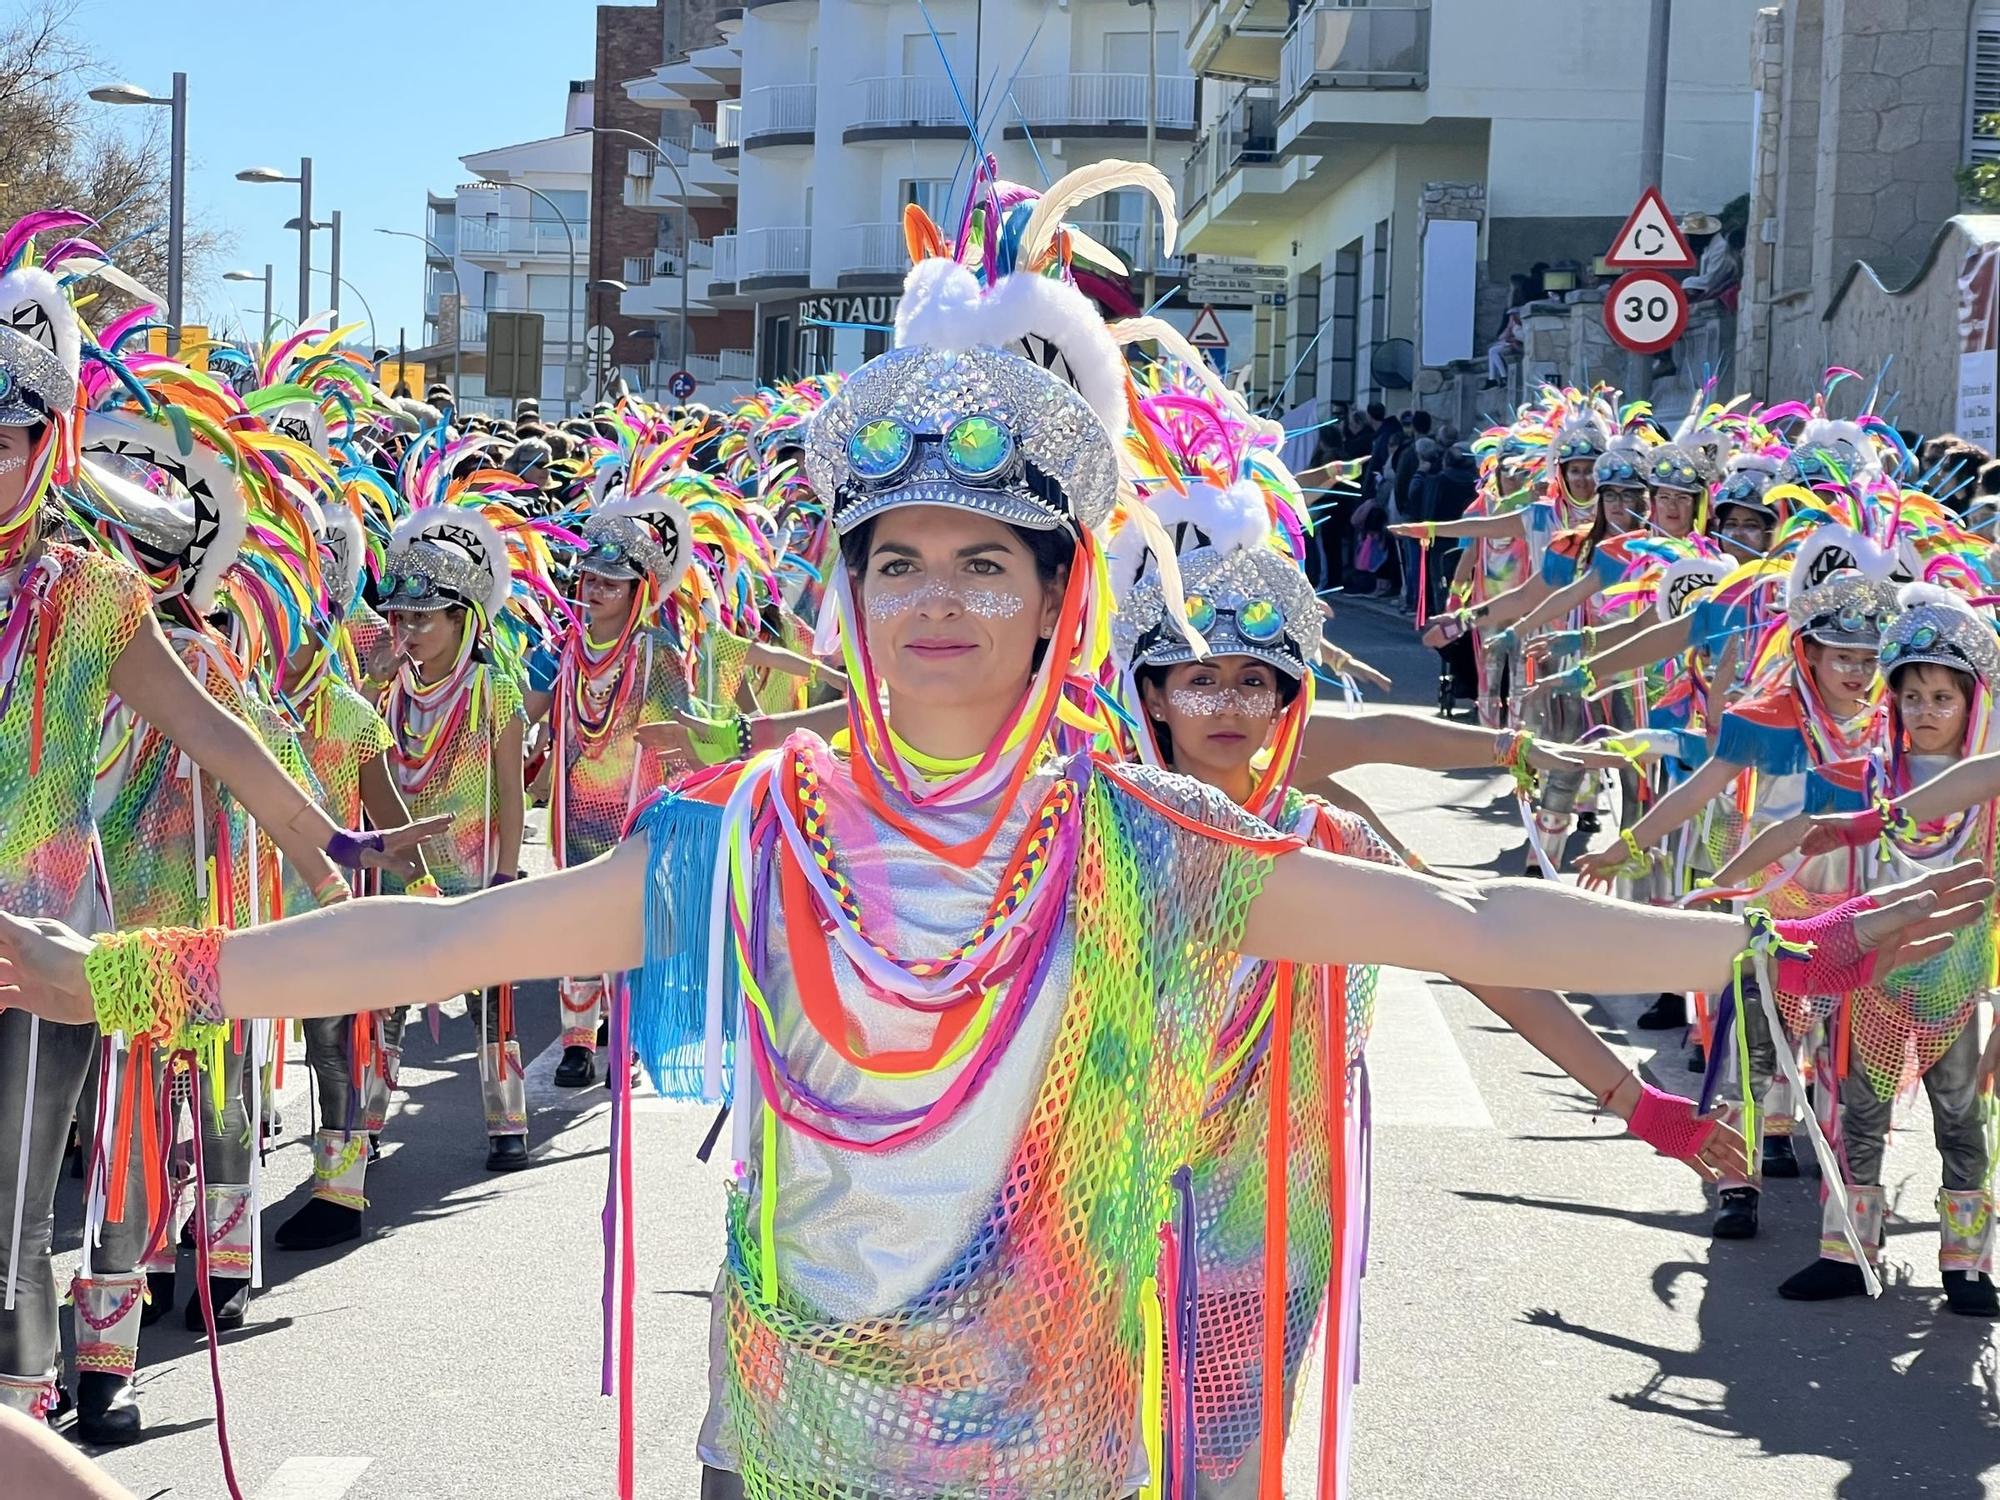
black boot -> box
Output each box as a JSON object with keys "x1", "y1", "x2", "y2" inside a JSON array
[
  {"x1": 186, "y1": 1277, "x2": 250, "y2": 1333},
  {"x1": 1778, "y1": 1256, "x2": 1869, "y2": 1301},
  {"x1": 1635, "y1": 992, "x2": 1687, "y2": 1031},
  {"x1": 73, "y1": 1371, "x2": 142, "y2": 1445},
  {"x1": 1685, "y1": 1042, "x2": 1706, "y2": 1073},
  {"x1": 1762, "y1": 1134, "x2": 1800, "y2": 1179},
  {"x1": 138, "y1": 1271, "x2": 175, "y2": 1327},
  {"x1": 369, "y1": 1133, "x2": 382, "y2": 1164},
  {"x1": 1713, "y1": 1186, "x2": 1760, "y2": 1240},
  {"x1": 485, "y1": 1134, "x2": 530, "y2": 1171},
  {"x1": 1575, "y1": 808, "x2": 1601, "y2": 836},
  {"x1": 553, "y1": 1045, "x2": 597, "y2": 1088},
  {"x1": 275, "y1": 1196, "x2": 363, "y2": 1252},
  {"x1": 1945, "y1": 1270, "x2": 2000, "y2": 1317},
  {"x1": 596, "y1": 1017, "x2": 609, "y2": 1047}
]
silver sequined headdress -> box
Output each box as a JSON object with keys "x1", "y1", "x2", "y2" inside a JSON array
[
  {"x1": 382, "y1": 506, "x2": 512, "y2": 616},
  {"x1": 1879, "y1": 582, "x2": 2000, "y2": 687},
  {"x1": 805, "y1": 258, "x2": 1125, "y2": 538},
  {"x1": 578, "y1": 493, "x2": 694, "y2": 593},
  {"x1": 0, "y1": 265, "x2": 78, "y2": 427},
  {"x1": 77, "y1": 408, "x2": 248, "y2": 612},
  {"x1": 1786, "y1": 525, "x2": 1903, "y2": 645}
]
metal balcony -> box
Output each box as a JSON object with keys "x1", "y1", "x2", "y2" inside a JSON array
[
  {"x1": 846, "y1": 76, "x2": 960, "y2": 142},
  {"x1": 1008, "y1": 73, "x2": 1197, "y2": 137},
  {"x1": 1280, "y1": 2, "x2": 1430, "y2": 103},
  {"x1": 742, "y1": 84, "x2": 816, "y2": 147},
  {"x1": 739, "y1": 226, "x2": 811, "y2": 285}
]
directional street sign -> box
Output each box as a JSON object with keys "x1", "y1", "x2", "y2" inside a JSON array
[
  {"x1": 667, "y1": 368, "x2": 698, "y2": 401},
  {"x1": 1187, "y1": 258, "x2": 1287, "y2": 308},
  {"x1": 1187, "y1": 304, "x2": 1230, "y2": 349},
  {"x1": 1605, "y1": 186, "x2": 1695, "y2": 269},
  {"x1": 1604, "y1": 269, "x2": 1689, "y2": 354}
]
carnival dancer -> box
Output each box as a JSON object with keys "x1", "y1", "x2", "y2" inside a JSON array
[
  {"x1": 377, "y1": 503, "x2": 530, "y2": 1169},
  {"x1": 0, "y1": 214, "x2": 1981, "y2": 1497},
  {"x1": 526, "y1": 482, "x2": 696, "y2": 1088},
  {"x1": 275, "y1": 499, "x2": 435, "y2": 1252},
  {"x1": 1576, "y1": 526, "x2": 1899, "y2": 1238},
  {"x1": 1746, "y1": 585, "x2": 2000, "y2": 1314},
  {"x1": 1107, "y1": 435, "x2": 1739, "y2": 1496},
  {"x1": 0, "y1": 216, "x2": 429, "y2": 1431}
]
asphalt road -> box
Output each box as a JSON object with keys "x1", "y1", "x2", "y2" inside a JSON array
[{"x1": 62, "y1": 601, "x2": 2000, "y2": 1499}]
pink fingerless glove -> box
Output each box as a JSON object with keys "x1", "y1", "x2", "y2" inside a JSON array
[
  {"x1": 1624, "y1": 1081, "x2": 1716, "y2": 1161},
  {"x1": 1765, "y1": 897, "x2": 1882, "y2": 996},
  {"x1": 1817, "y1": 808, "x2": 1886, "y2": 850}
]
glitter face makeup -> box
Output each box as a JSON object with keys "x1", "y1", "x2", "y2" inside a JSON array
[
  {"x1": 1167, "y1": 685, "x2": 1278, "y2": 720},
  {"x1": 864, "y1": 579, "x2": 1027, "y2": 621},
  {"x1": 0, "y1": 457, "x2": 24, "y2": 477}
]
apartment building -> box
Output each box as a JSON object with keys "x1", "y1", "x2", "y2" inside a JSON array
[
  {"x1": 616, "y1": 0, "x2": 1202, "y2": 400},
  {"x1": 419, "y1": 83, "x2": 596, "y2": 417},
  {"x1": 1180, "y1": 0, "x2": 1763, "y2": 420}
]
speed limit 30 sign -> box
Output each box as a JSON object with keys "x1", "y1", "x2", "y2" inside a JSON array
[{"x1": 1604, "y1": 270, "x2": 1688, "y2": 354}]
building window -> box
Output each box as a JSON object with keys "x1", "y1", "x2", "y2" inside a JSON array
[
  {"x1": 525, "y1": 188, "x2": 588, "y2": 225},
  {"x1": 1291, "y1": 265, "x2": 1321, "y2": 405},
  {"x1": 763, "y1": 314, "x2": 794, "y2": 385},
  {"x1": 1972, "y1": 10, "x2": 2000, "y2": 162},
  {"x1": 901, "y1": 178, "x2": 953, "y2": 221}
]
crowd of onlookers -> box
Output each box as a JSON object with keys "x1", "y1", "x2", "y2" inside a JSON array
[{"x1": 1305, "y1": 401, "x2": 1476, "y2": 613}]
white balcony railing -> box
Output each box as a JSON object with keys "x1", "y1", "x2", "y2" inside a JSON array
[
  {"x1": 691, "y1": 121, "x2": 717, "y2": 153},
  {"x1": 456, "y1": 217, "x2": 586, "y2": 257},
  {"x1": 1182, "y1": 92, "x2": 1278, "y2": 209},
  {"x1": 655, "y1": 240, "x2": 715, "y2": 279},
  {"x1": 741, "y1": 226, "x2": 811, "y2": 280},
  {"x1": 622, "y1": 256, "x2": 654, "y2": 285},
  {"x1": 715, "y1": 100, "x2": 742, "y2": 149},
  {"x1": 711, "y1": 232, "x2": 739, "y2": 282},
  {"x1": 742, "y1": 84, "x2": 816, "y2": 141},
  {"x1": 1280, "y1": 3, "x2": 1431, "y2": 102},
  {"x1": 849, "y1": 75, "x2": 958, "y2": 132},
  {"x1": 687, "y1": 353, "x2": 722, "y2": 385},
  {"x1": 1066, "y1": 218, "x2": 1179, "y2": 274},
  {"x1": 720, "y1": 348, "x2": 754, "y2": 380},
  {"x1": 457, "y1": 308, "x2": 488, "y2": 344},
  {"x1": 1011, "y1": 73, "x2": 1196, "y2": 132},
  {"x1": 840, "y1": 222, "x2": 907, "y2": 276}
]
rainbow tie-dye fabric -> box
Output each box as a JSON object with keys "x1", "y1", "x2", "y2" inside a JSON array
[
  {"x1": 634, "y1": 753, "x2": 1295, "y2": 1499},
  {"x1": 0, "y1": 546, "x2": 150, "y2": 924}
]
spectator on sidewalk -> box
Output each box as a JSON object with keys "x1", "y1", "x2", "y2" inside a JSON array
[
  {"x1": 1391, "y1": 414, "x2": 1435, "y2": 610},
  {"x1": 1484, "y1": 273, "x2": 1535, "y2": 389}
]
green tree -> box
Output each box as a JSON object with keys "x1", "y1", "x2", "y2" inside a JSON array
[{"x1": 1959, "y1": 114, "x2": 2000, "y2": 211}]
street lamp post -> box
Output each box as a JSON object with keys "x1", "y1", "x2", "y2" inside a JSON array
[
  {"x1": 287, "y1": 213, "x2": 350, "y2": 326},
  {"x1": 238, "y1": 158, "x2": 314, "y2": 325},
  {"x1": 222, "y1": 265, "x2": 274, "y2": 359},
  {"x1": 588, "y1": 280, "x2": 630, "y2": 402},
  {"x1": 584, "y1": 126, "x2": 693, "y2": 378},
  {"x1": 474, "y1": 177, "x2": 578, "y2": 417},
  {"x1": 89, "y1": 73, "x2": 187, "y2": 352},
  {"x1": 377, "y1": 227, "x2": 461, "y2": 401},
  {"x1": 310, "y1": 267, "x2": 376, "y2": 347}
]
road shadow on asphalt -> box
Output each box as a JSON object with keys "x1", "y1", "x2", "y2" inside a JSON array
[{"x1": 1508, "y1": 1186, "x2": 2000, "y2": 1494}]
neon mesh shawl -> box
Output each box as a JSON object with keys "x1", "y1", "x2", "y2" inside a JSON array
[
  {"x1": 0, "y1": 545, "x2": 150, "y2": 920},
  {"x1": 283, "y1": 674, "x2": 392, "y2": 912},
  {"x1": 381, "y1": 657, "x2": 525, "y2": 896},
  {"x1": 631, "y1": 747, "x2": 1299, "y2": 1499},
  {"x1": 1189, "y1": 793, "x2": 1392, "y2": 1497},
  {"x1": 548, "y1": 624, "x2": 689, "y2": 869}
]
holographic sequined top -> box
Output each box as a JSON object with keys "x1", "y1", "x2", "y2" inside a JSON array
[
  {"x1": 0, "y1": 544, "x2": 150, "y2": 927},
  {"x1": 539, "y1": 625, "x2": 687, "y2": 869},
  {"x1": 381, "y1": 659, "x2": 524, "y2": 896},
  {"x1": 635, "y1": 752, "x2": 1294, "y2": 1499}
]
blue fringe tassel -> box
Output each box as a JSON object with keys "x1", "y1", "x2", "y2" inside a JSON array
[
  {"x1": 1805, "y1": 768, "x2": 1867, "y2": 815},
  {"x1": 1540, "y1": 549, "x2": 1578, "y2": 588},
  {"x1": 630, "y1": 793, "x2": 736, "y2": 1103},
  {"x1": 1715, "y1": 710, "x2": 1811, "y2": 777}
]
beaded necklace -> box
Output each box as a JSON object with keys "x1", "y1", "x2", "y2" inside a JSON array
[{"x1": 383, "y1": 628, "x2": 480, "y2": 795}]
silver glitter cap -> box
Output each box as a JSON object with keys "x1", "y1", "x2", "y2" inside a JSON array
[
  {"x1": 578, "y1": 494, "x2": 693, "y2": 593},
  {"x1": 0, "y1": 266, "x2": 79, "y2": 425},
  {"x1": 1116, "y1": 541, "x2": 1321, "y2": 680},
  {"x1": 1880, "y1": 583, "x2": 2000, "y2": 686},
  {"x1": 1789, "y1": 574, "x2": 1900, "y2": 646},
  {"x1": 381, "y1": 507, "x2": 512, "y2": 616},
  {"x1": 805, "y1": 344, "x2": 1118, "y2": 538}
]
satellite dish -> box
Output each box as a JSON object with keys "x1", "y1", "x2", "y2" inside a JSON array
[{"x1": 1370, "y1": 338, "x2": 1416, "y2": 391}]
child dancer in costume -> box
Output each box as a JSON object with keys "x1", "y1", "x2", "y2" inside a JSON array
[
  {"x1": 0, "y1": 218, "x2": 425, "y2": 1429},
  {"x1": 1577, "y1": 527, "x2": 1898, "y2": 1239},
  {"x1": 1107, "y1": 437, "x2": 1737, "y2": 1498},
  {"x1": 275, "y1": 499, "x2": 434, "y2": 1252},
  {"x1": 377, "y1": 503, "x2": 530, "y2": 1169},
  {"x1": 1745, "y1": 585, "x2": 2000, "y2": 1314},
  {"x1": 2, "y1": 219, "x2": 1978, "y2": 1498}
]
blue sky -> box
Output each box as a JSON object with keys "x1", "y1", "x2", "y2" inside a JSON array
[{"x1": 79, "y1": 0, "x2": 601, "y2": 351}]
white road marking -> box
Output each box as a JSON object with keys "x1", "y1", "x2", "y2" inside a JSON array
[
  {"x1": 254, "y1": 1456, "x2": 373, "y2": 1500},
  {"x1": 1366, "y1": 967, "x2": 1494, "y2": 1129}
]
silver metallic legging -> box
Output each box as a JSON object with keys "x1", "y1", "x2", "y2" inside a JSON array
[
  {"x1": 0, "y1": 1012, "x2": 100, "y2": 1376},
  {"x1": 1840, "y1": 1022, "x2": 1986, "y2": 1190}
]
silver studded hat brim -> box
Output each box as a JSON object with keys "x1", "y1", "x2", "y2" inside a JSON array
[
  {"x1": 1131, "y1": 623, "x2": 1306, "y2": 680},
  {"x1": 0, "y1": 325, "x2": 74, "y2": 422},
  {"x1": 835, "y1": 482, "x2": 1066, "y2": 537},
  {"x1": 579, "y1": 557, "x2": 647, "y2": 583}
]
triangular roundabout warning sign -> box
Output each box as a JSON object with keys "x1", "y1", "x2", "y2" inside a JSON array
[
  {"x1": 1606, "y1": 186, "x2": 1695, "y2": 270},
  {"x1": 1188, "y1": 304, "x2": 1229, "y2": 348}
]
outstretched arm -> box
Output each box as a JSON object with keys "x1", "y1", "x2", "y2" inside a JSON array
[
  {"x1": 1893, "y1": 752, "x2": 2000, "y2": 827},
  {"x1": 1511, "y1": 572, "x2": 1599, "y2": 638},
  {"x1": 1709, "y1": 814, "x2": 1811, "y2": 891},
  {"x1": 1574, "y1": 755, "x2": 1737, "y2": 880},
  {"x1": 1239, "y1": 850, "x2": 1978, "y2": 996},
  {"x1": 1294, "y1": 705, "x2": 1626, "y2": 784},
  {"x1": 1392, "y1": 511, "x2": 1522, "y2": 542},
  {"x1": 1581, "y1": 613, "x2": 1694, "y2": 682}
]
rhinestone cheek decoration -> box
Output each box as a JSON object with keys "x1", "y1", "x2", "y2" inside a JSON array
[
  {"x1": 861, "y1": 578, "x2": 1027, "y2": 621},
  {"x1": 1166, "y1": 685, "x2": 1279, "y2": 720}
]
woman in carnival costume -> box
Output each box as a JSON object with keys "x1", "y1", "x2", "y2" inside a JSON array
[
  {"x1": 1104, "y1": 382, "x2": 1744, "y2": 1496},
  {"x1": 0, "y1": 213, "x2": 426, "y2": 1429},
  {"x1": 375, "y1": 495, "x2": 535, "y2": 1169},
  {"x1": 525, "y1": 427, "x2": 706, "y2": 1088},
  {"x1": 0, "y1": 194, "x2": 1983, "y2": 1496},
  {"x1": 275, "y1": 497, "x2": 435, "y2": 1253},
  {"x1": 1737, "y1": 584, "x2": 2000, "y2": 1314}
]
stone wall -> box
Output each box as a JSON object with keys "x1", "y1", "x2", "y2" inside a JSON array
[
  {"x1": 1737, "y1": 6, "x2": 1788, "y2": 395},
  {"x1": 1764, "y1": 215, "x2": 2000, "y2": 440}
]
